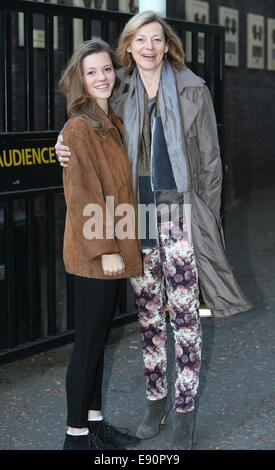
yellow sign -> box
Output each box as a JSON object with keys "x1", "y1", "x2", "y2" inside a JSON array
[
  {"x1": 0, "y1": 146, "x2": 56, "y2": 168},
  {"x1": 0, "y1": 132, "x2": 61, "y2": 194}
]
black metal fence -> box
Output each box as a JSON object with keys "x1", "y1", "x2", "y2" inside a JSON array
[{"x1": 0, "y1": 0, "x2": 225, "y2": 364}]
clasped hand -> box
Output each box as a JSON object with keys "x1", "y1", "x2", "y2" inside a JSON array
[{"x1": 101, "y1": 254, "x2": 125, "y2": 276}]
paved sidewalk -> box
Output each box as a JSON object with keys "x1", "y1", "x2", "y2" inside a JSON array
[{"x1": 0, "y1": 185, "x2": 274, "y2": 451}]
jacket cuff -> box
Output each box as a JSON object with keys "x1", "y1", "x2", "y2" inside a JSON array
[{"x1": 82, "y1": 239, "x2": 120, "y2": 260}]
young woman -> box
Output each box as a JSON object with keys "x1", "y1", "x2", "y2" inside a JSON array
[
  {"x1": 56, "y1": 12, "x2": 252, "y2": 450},
  {"x1": 59, "y1": 39, "x2": 142, "y2": 450}
]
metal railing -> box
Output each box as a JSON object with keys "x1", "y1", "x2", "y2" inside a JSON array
[{"x1": 0, "y1": 0, "x2": 225, "y2": 364}]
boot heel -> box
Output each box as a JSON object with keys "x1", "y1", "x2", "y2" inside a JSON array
[
  {"x1": 160, "y1": 414, "x2": 166, "y2": 425},
  {"x1": 136, "y1": 397, "x2": 169, "y2": 439}
]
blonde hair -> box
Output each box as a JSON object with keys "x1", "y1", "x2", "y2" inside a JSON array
[
  {"x1": 116, "y1": 10, "x2": 185, "y2": 73},
  {"x1": 59, "y1": 40, "x2": 118, "y2": 136}
]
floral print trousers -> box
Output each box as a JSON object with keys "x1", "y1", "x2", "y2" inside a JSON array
[{"x1": 130, "y1": 217, "x2": 202, "y2": 413}]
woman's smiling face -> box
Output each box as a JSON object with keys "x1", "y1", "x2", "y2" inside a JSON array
[
  {"x1": 126, "y1": 21, "x2": 168, "y2": 73},
  {"x1": 82, "y1": 52, "x2": 116, "y2": 107}
]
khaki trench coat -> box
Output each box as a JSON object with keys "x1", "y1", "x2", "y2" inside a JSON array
[
  {"x1": 62, "y1": 107, "x2": 142, "y2": 280},
  {"x1": 110, "y1": 66, "x2": 252, "y2": 317}
]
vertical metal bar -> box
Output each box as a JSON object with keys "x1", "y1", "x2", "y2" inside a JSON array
[
  {"x1": 64, "y1": 15, "x2": 73, "y2": 63},
  {"x1": 24, "y1": 11, "x2": 34, "y2": 131},
  {"x1": 83, "y1": 17, "x2": 92, "y2": 41},
  {"x1": 5, "y1": 200, "x2": 16, "y2": 348},
  {"x1": 26, "y1": 197, "x2": 37, "y2": 342},
  {"x1": 214, "y1": 30, "x2": 225, "y2": 224},
  {"x1": 64, "y1": 15, "x2": 73, "y2": 121},
  {"x1": 178, "y1": 30, "x2": 185, "y2": 56},
  {"x1": 191, "y1": 32, "x2": 198, "y2": 74},
  {"x1": 46, "y1": 195, "x2": 56, "y2": 336},
  {"x1": 1, "y1": 9, "x2": 12, "y2": 132},
  {"x1": 204, "y1": 32, "x2": 211, "y2": 88},
  {"x1": 117, "y1": 21, "x2": 125, "y2": 38},
  {"x1": 214, "y1": 30, "x2": 225, "y2": 125},
  {"x1": 45, "y1": 14, "x2": 55, "y2": 130},
  {"x1": 101, "y1": 20, "x2": 109, "y2": 42}
]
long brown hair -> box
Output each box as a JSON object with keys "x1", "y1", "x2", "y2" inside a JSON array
[
  {"x1": 116, "y1": 10, "x2": 185, "y2": 73},
  {"x1": 59, "y1": 40, "x2": 118, "y2": 136}
]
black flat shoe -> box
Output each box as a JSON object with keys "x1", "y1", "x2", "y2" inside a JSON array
[
  {"x1": 63, "y1": 433, "x2": 90, "y2": 450},
  {"x1": 63, "y1": 432, "x2": 107, "y2": 450},
  {"x1": 88, "y1": 420, "x2": 140, "y2": 449}
]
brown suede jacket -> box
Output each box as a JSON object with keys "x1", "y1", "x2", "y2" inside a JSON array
[{"x1": 62, "y1": 106, "x2": 142, "y2": 279}]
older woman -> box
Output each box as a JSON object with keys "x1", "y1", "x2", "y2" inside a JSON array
[{"x1": 56, "y1": 11, "x2": 251, "y2": 450}]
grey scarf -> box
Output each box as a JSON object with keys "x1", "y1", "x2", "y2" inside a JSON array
[{"x1": 123, "y1": 58, "x2": 192, "y2": 197}]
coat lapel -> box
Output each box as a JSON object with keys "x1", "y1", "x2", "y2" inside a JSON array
[
  {"x1": 178, "y1": 96, "x2": 200, "y2": 136},
  {"x1": 174, "y1": 66, "x2": 205, "y2": 136}
]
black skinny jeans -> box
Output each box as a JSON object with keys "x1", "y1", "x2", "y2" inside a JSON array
[{"x1": 66, "y1": 274, "x2": 119, "y2": 428}]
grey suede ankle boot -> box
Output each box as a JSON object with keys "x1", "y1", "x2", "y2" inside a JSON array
[
  {"x1": 169, "y1": 410, "x2": 195, "y2": 450},
  {"x1": 136, "y1": 397, "x2": 169, "y2": 439}
]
